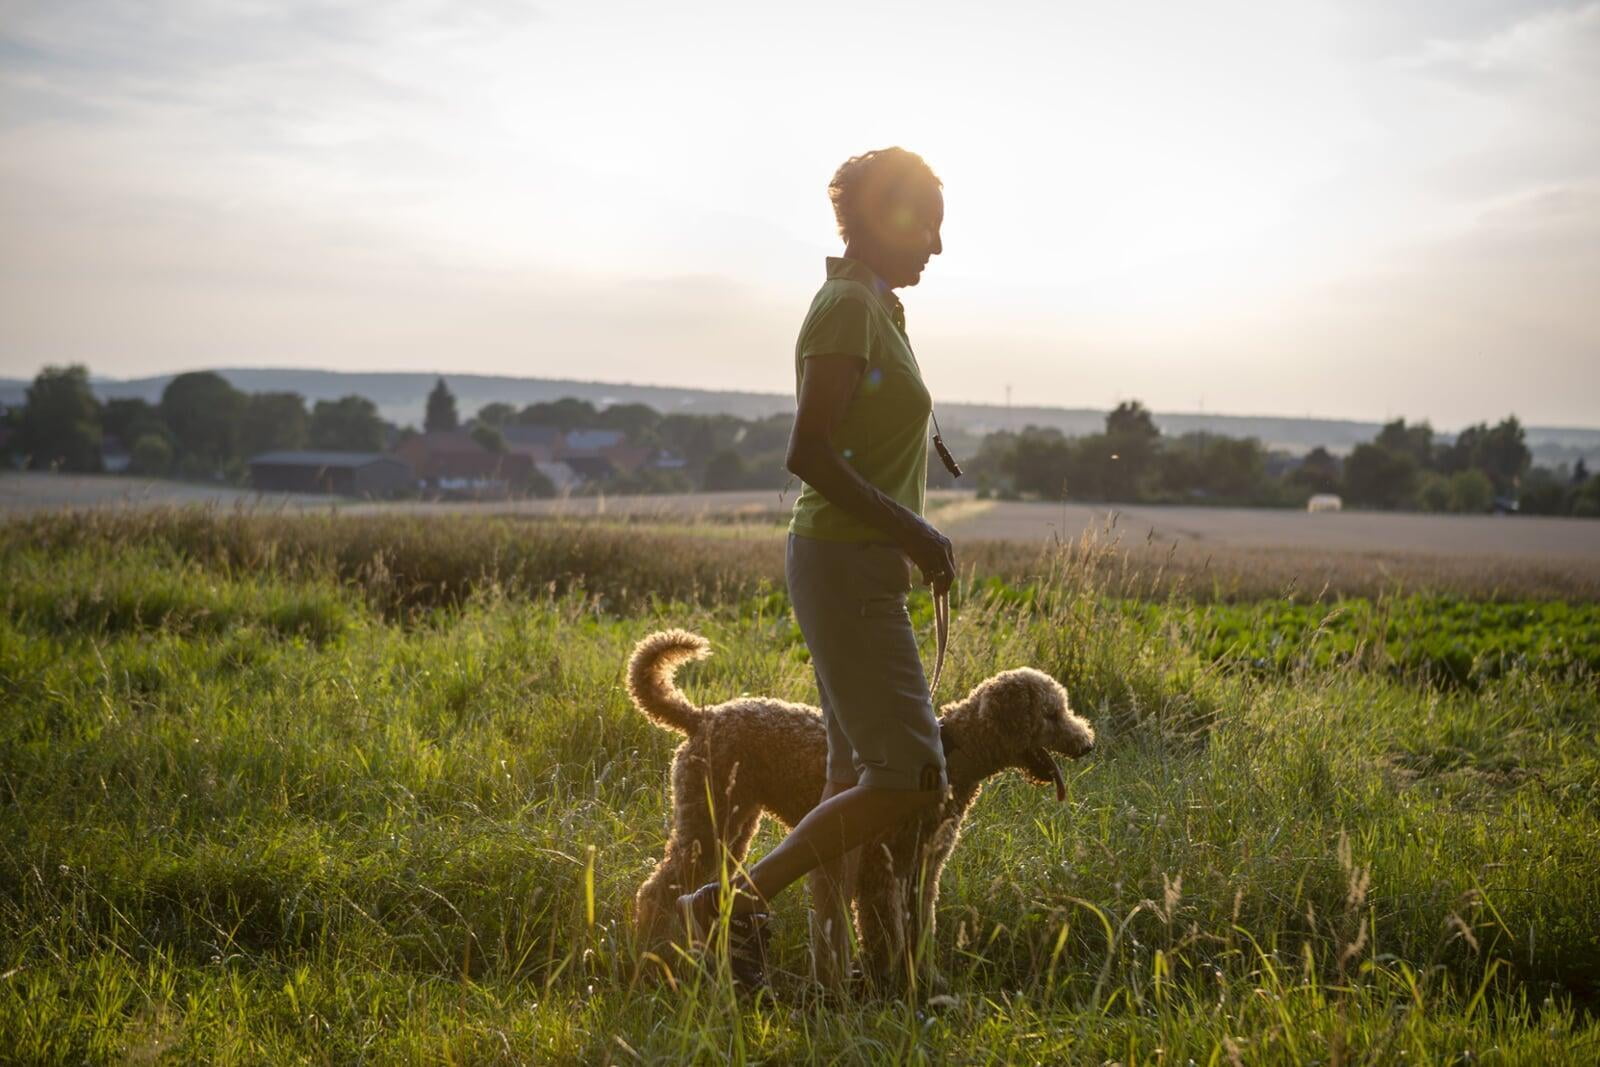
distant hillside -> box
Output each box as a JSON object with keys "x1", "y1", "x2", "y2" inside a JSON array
[{"x1": 2, "y1": 367, "x2": 1595, "y2": 464}]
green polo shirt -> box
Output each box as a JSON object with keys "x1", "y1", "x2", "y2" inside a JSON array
[{"x1": 788, "y1": 256, "x2": 932, "y2": 543}]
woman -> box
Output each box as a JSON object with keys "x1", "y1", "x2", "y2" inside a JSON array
[{"x1": 677, "y1": 147, "x2": 956, "y2": 988}]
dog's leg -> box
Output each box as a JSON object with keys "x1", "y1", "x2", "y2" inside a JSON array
[
  {"x1": 807, "y1": 852, "x2": 858, "y2": 991},
  {"x1": 853, "y1": 841, "x2": 907, "y2": 993},
  {"x1": 634, "y1": 754, "x2": 721, "y2": 950},
  {"x1": 910, "y1": 831, "x2": 957, "y2": 994}
]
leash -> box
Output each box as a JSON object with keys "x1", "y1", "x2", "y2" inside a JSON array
[{"x1": 929, "y1": 585, "x2": 950, "y2": 697}]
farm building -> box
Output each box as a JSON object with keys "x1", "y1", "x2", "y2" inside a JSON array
[
  {"x1": 390, "y1": 431, "x2": 534, "y2": 498},
  {"x1": 248, "y1": 451, "x2": 414, "y2": 497}
]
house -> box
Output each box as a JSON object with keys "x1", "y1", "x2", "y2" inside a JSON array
[
  {"x1": 563, "y1": 429, "x2": 626, "y2": 452},
  {"x1": 248, "y1": 451, "x2": 414, "y2": 497},
  {"x1": 499, "y1": 424, "x2": 565, "y2": 463},
  {"x1": 390, "y1": 430, "x2": 534, "y2": 498},
  {"x1": 557, "y1": 428, "x2": 658, "y2": 478},
  {"x1": 535, "y1": 460, "x2": 581, "y2": 492}
]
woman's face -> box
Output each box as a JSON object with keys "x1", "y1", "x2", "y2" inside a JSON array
[{"x1": 861, "y1": 179, "x2": 944, "y2": 288}]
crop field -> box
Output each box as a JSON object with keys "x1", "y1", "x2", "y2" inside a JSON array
[{"x1": 2, "y1": 509, "x2": 1598, "y2": 1063}]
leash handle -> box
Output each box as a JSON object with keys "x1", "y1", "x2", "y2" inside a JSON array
[{"x1": 929, "y1": 587, "x2": 949, "y2": 697}]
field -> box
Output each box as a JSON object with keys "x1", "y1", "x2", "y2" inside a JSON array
[
  {"x1": 6, "y1": 472, "x2": 1600, "y2": 601},
  {"x1": 2, "y1": 508, "x2": 1599, "y2": 1063}
]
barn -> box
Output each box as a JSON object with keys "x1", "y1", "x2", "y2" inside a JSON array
[{"x1": 248, "y1": 451, "x2": 414, "y2": 497}]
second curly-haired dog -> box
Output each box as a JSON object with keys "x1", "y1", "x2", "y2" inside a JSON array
[{"x1": 627, "y1": 629, "x2": 1095, "y2": 990}]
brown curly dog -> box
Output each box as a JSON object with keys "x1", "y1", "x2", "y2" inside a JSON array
[{"x1": 627, "y1": 629, "x2": 1095, "y2": 991}]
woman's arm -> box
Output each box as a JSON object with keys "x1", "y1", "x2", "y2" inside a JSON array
[{"x1": 785, "y1": 354, "x2": 956, "y2": 592}]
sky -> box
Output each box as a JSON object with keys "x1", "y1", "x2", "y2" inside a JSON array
[{"x1": 1, "y1": 0, "x2": 1596, "y2": 429}]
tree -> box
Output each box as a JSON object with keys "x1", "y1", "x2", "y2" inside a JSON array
[
  {"x1": 1476, "y1": 416, "x2": 1529, "y2": 494},
  {"x1": 1001, "y1": 426, "x2": 1075, "y2": 498},
  {"x1": 101, "y1": 397, "x2": 167, "y2": 451},
  {"x1": 474, "y1": 402, "x2": 516, "y2": 427},
  {"x1": 1439, "y1": 416, "x2": 1528, "y2": 492},
  {"x1": 1343, "y1": 443, "x2": 1417, "y2": 509},
  {"x1": 518, "y1": 397, "x2": 598, "y2": 431},
  {"x1": 1101, "y1": 400, "x2": 1160, "y2": 500},
  {"x1": 1575, "y1": 458, "x2": 1590, "y2": 486},
  {"x1": 1106, "y1": 400, "x2": 1159, "y2": 441},
  {"x1": 1197, "y1": 436, "x2": 1266, "y2": 499},
  {"x1": 1517, "y1": 467, "x2": 1571, "y2": 515},
  {"x1": 1290, "y1": 446, "x2": 1342, "y2": 495},
  {"x1": 702, "y1": 448, "x2": 748, "y2": 490},
  {"x1": 470, "y1": 424, "x2": 506, "y2": 453},
  {"x1": 1375, "y1": 418, "x2": 1434, "y2": 470},
  {"x1": 240, "y1": 392, "x2": 309, "y2": 457},
  {"x1": 1440, "y1": 423, "x2": 1484, "y2": 475},
  {"x1": 130, "y1": 433, "x2": 173, "y2": 476},
  {"x1": 425, "y1": 377, "x2": 459, "y2": 433},
  {"x1": 1156, "y1": 432, "x2": 1266, "y2": 500},
  {"x1": 310, "y1": 395, "x2": 386, "y2": 452},
  {"x1": 594, "y1": 402, "x2": 662, "y2": 440},
  {"x1": 160, "y1": 371, "x2": 246, "y2": 477},
  {"x1": 17, "y1": 364, "x2": 102, "y2": 471},
  {"x1": 656, "y1": 413, "x2": 746, "y2": 470}
]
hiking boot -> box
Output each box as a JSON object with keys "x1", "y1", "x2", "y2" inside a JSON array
[{"x1": 676, "y1": 881, "x2": 772, "y2": 992}]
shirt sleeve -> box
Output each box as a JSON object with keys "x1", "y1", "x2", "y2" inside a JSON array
[{"x1": 797, "y1": 292, "x2": 873, "y2": 365}]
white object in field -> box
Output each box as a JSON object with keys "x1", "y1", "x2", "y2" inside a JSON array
[{"x1": 1307, "y1": 493, "x2": 1343, "y2": 513}]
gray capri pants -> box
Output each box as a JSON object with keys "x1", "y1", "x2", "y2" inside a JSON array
[{"x1": 786, "y1": 532, "x2": 947, "y2": 792}]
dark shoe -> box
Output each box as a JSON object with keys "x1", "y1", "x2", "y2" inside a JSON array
[
  {"x1": 722, "y1": 910, "x2": 771, "y2": 992},
  {"x1": 676, "y1": 881, "x2": 771, "y2": 992}
]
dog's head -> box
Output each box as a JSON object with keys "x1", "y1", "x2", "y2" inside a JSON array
[{"x1": 941, "y1": 668, "x2": 1095, "y2": 800}]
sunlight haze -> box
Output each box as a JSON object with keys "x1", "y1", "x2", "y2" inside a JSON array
[{"x1": 2, "y1": 0, "x2": 1596, "y2": 427}]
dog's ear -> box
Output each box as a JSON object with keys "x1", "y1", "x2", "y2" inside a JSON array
[{"x1": 978, "y1": 672, "x2": 1040, "y2": 738}]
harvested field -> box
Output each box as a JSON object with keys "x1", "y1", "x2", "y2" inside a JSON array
[{"x1": 6, "y1": 473, "x2": 1598, "y2": 600}]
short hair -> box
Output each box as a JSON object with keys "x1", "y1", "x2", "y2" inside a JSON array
[{"x1": 827, "y1": 147, "x2": 942, "y2": 244}]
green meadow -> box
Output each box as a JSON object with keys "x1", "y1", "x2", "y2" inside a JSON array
[{"x1": 2, "y1": 510, "x2": 1597, "y2": 1064}]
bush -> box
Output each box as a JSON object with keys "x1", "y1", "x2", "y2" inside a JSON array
[
  {"x1": 1575, "y1": 476, "x2": 1600, "y2": 518},
  {"x1": 129, "y1": 433, "x2": 173, "y2": 477},
  {"x1": 1417, "y1": 473, "x2": 1452, "y2": 512},
  {"x1": 1449, "y1": 469, "x2": 1493, "y2": 513}
]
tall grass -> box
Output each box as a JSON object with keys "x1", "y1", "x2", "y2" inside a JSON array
[{"x1": 1, "y1": 510, "x2": 1596, "y2": 1062}]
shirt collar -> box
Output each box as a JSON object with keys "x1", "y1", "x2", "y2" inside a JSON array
[{"x1": 825, "y1": 256, "x2": 905, "y2": 322}]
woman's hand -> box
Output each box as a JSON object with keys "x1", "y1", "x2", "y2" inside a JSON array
[{"x1": 900, "y1": 515, "x2": 955, "y2": 595}]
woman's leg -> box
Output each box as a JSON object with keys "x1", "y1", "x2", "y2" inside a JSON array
[
  {"x1": 725, "y1": 780, "x2": 937, "y2": 912},
  {"x1": 710, "y1": 535, "x2": 937, "y2": 922}
]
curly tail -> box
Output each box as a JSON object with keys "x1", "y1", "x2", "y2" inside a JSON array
[{"x1": 626, "y1": 629, "x2": 711, "y2": 735}]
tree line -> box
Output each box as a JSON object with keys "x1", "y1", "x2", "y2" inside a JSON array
[
  {"x1": 966, "y1": 402, "x2": 1599, "y2": 516},
  {"x1": 0, "y1": 365, "x2": 801, "y2": 496},
  {"x1": 3, "y1": 366, "x2": 397, "y2": 482},
  {"x1": 5, "y1": 364, "x2": 1595, "y2": 515}
]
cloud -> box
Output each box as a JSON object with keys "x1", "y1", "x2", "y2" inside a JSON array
[
  {"x1": 1, "y1": 1, "x2": 1595, "y2": 426},
  {"x1": 1406, "y1": 1, "x2": 1600, "y2": 101}
]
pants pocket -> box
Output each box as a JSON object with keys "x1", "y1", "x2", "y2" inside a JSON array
[{"x1": 859, "y1": 593, "x2": 910, "y2": 619}]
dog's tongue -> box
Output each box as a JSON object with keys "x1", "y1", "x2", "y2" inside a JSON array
[{"x1": 1025, "y1": 748, "x2": 1067, "y2": 802}]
